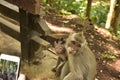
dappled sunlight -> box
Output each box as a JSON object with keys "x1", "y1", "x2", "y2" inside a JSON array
[
  {"x1": 92, "y1": 1, "x2": 100, "y2": 6},
  {"x1": 108, "y1": 59, "x2": 120, "y2": 72},
  {"x1": 106, "y1": 43, "x2": 120, "y2": 55},
  {"x1": 46, "y1": 21, "x2": 75, "y2": 33},
  {"x1": 95, "y1": 26, "x2": 112, "y2": 38},
  {"x1": 62, "y1": 14, "x2": 78, "y2": 19}
]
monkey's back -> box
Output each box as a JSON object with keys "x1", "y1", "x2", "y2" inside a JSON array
[{"x1": 74, "y1": 45, "x2": 97, "y2": 80}]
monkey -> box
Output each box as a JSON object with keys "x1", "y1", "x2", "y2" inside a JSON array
[
  {"x1": 52, "y1": 40, "x2": 67, "y2": 76},
  {"x1": 54, "y1": 39, "x2": 67, "y2": 61},
  {"x1": 59, "y1": 31, "x2": 97, "y2": 80}
]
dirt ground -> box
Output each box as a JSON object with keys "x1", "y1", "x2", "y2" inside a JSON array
[{"x1": 0, "y1": 13, "x2": 120, "y2": 80}]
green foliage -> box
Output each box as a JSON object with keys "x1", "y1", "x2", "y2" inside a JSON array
[
  {"x1": 0, "y1": 59, "x2": 18, "y2": 73},
  {"x1": 43, "y1": 0, "x2": 109, "y2": 23},
  {"x1": 41, "y1": 0, "x2": 46, "y2": 3},
  {"x1": 91, "y1": 1, "x2": 109, "y2": 27},
  {"x1": 101, "y1": 53, "x2": 117, "y2": 60},
  {"x1": 43, "y1": 0, "x2": 86, "y2": 16}
]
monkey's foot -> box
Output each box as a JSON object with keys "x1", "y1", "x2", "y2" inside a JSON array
[{"x1": 51, "y1": 68, "x2": 61, "y2": 77}]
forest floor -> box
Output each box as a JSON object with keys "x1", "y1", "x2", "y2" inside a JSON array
[{"x1": 0, "y1": 13, "x2": 120, "y2": 80}]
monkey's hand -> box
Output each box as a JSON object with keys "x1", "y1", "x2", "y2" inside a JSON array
[
  {"x1": 55, "y1": 69, "x2": 61, "y2": 77},
  {"x1": 52, "y1": 67, "x2": 61, "y2": 77}
]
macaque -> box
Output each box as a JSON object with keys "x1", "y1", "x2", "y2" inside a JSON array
[
  {"x1": 52, "y1": 40, "x2": 67, "y2": 76},
  {"x1": 60, "y1": 32, "x2": 97, "y2": 80}
]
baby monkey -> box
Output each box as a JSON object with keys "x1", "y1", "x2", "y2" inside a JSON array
[{"x1": 52, "y1": 39, "x2": 67, "y2": 76}]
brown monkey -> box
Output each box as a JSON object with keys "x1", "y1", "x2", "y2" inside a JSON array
[
  {"x1": 52, "y1": 40, "x2": 67, "y2": 76},
  {"x1": 60, "y1": 32, "x2": 97, "y2": 80}
]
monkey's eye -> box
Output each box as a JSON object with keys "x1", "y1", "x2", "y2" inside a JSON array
[
  {"x1": 71, "y1": 41, "x2": 76, "y2": 44},
  {"x1": 71, "y1": 41, "x2": 81, "y2": 47},
  {"x1": 77, "y1": 44, "x2": 81, "y2": 47}
]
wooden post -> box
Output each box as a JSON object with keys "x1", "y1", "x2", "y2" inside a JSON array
[
  {"x1": 19, "y1": 8, "x2": 31, "y2": 61},
  {"x1": 1, "y1": 0, "x2": 60, "y2": 63},
  {"x1": 86, "y1": 0, "x2": 93, "y2": 19}
]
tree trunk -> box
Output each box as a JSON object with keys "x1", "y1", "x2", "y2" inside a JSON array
[
  {"x1": 111, "y1": 0, "x2": 120, "y2": 34},
  {"x1": 86, "y1": 0, "x2": 93, "y2": 19},
  {"x1": 105, "y1": 0, "x2": 117, "y2": 29}
]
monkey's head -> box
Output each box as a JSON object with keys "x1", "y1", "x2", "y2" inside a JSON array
[
  {"x1": 66, "y1": 32, "x2": 87, "y2": 54},
  {"x1": 74, "y1": 32, "x2": 86, "y2": 43},
  {"x1": 54, "y1": 41, "x2": 66, "y2": 55},
  {"x1": 54, "y1": 41, "x2": 67, "y2": 60}
]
